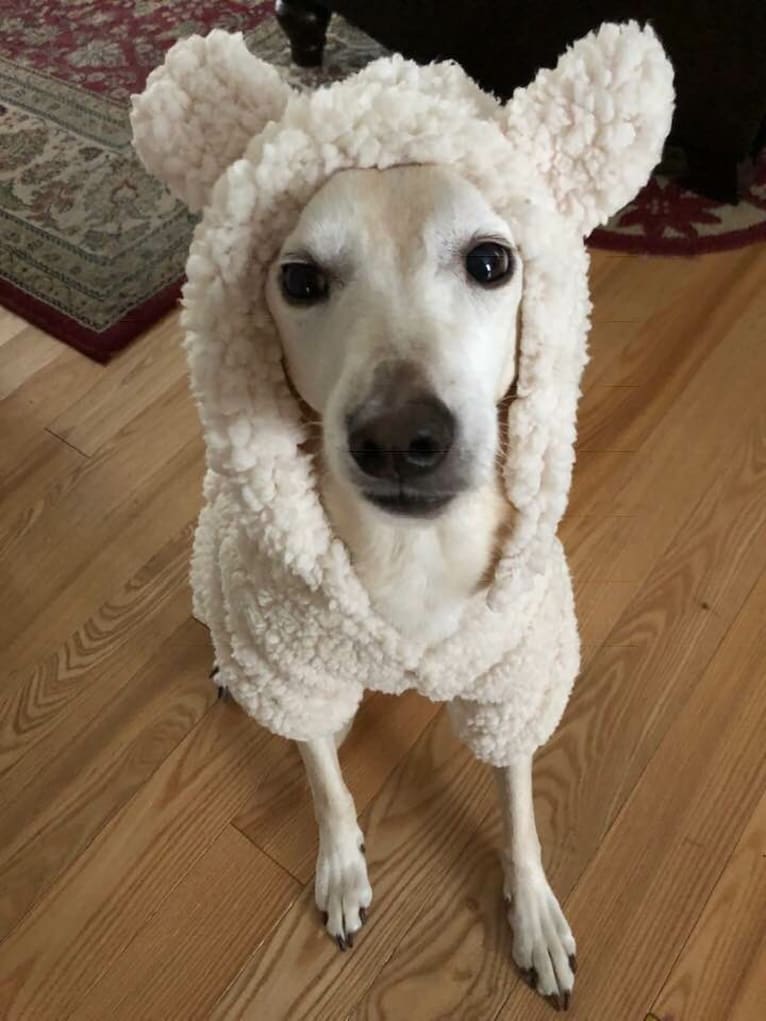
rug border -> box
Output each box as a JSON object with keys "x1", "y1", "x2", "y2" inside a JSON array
[
  {"x1": 589, "y1": 220, "x2": 766, "y2": 256},
  {"x1": 0, "y1": 275, "x2": 183, "y2": 363}
]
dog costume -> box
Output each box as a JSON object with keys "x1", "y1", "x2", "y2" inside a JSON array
[{"x1": 131, "y1": 23, "x2": 673, "y2": 765}]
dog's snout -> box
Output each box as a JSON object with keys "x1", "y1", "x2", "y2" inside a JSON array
[{"x1": 348, "y1": 396, "x2": 455, "y2": 482}]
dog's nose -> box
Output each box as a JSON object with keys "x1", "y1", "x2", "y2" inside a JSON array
[{"x1": 348, "y1": 396, "x2": 455, "y2": 481}]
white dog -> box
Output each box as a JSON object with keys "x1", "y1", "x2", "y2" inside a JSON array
[
  {"x1": 132, "y1": 23, "x2": 674, "y2": 1011},
  {"x1": 266, "y1": 163, "x2": 577, "y2": 1005}
]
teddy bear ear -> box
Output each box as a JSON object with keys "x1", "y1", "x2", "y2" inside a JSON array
[
  {"x1": 501, "y1": 22, "x2": 674, "y2": 236},
  {"x1": 131, "y1": 30, "x2": 292, "y2": 213}
]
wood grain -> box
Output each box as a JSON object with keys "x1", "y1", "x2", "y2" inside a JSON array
[
  {"x1": 578, "y1": 246, "x2": 764, "y2": 453},
  {"x1": 730, "y1": 938, "x2": 766, "y2": 1021},
  {"x1": 581, "y1": 321, "x2": 641, "y2": 389},
  {"x1": 0, "y1": 308, "x2": 27, "y2": 346},
  {"x1": 74, "y1": 825, "x2": 299, "y2": 1021},
  {"x1": 347, "y1": 808, "x2": 511, "y2": 1021},
  {"x1": 1, "y1": 245, "x2": 764, "y2": 1019},
  {"x1": 0, "y1": 430, "x2": 84, "y2": 554},
  {"x1": 0, "y1": 342, "x2": 101, "y2": 473},
  {"x1": 501, "y1": 568, "x2": 766, "y2": 1020},
  {"x1": 312, "y1": 251, "x2": 766, "y2": 1019},
  {"x1": 2, "y1": 397, "x2": 203, "y2": 675},
  {"x1": 356, "y1": 562, "x2": 766, "y2": 1021},
  {"x1": 48, "y1": 312, "x2": 188, "y2": 457},
  {"x1": 651, "y1": 789, "x2": 766, "y2": 1021},
  {"x1": 0, "y1": 701, "x2": 280, "y2": 1019},
  {"x1": 233, "y1": 689, "x2": 440, "y2": 882},
  {"x1": 0, "y1": 327, "x2": 62, "y2": 400},
  {"x1": 210, "y1": 711, "x2": 495, "y2": 1020},
  {"x1": 0, "y1": 522, "x2": 196, "y2": 789},
  {"x1": 0, "y1": 622, "x2": 213, "y2": 942}
]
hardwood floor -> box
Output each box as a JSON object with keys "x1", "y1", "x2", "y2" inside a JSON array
[{"x1": 0, "y1": 245, "x2": 764, "y2": 1019}]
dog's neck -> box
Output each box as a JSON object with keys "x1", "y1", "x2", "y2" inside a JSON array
[{"x1": 321, "y1": 472, "x2": 511, "y2": 646}]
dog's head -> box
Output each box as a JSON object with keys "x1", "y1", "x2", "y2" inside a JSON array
[
  {"x1": 265, "y1": 165, "x2": 522, "y2": 518},
  {"x1": 132, "y1": 23, "x2": 673, "y2": 544}
]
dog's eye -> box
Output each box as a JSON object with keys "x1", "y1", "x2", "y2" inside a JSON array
[
  {"x1": 280, "y1": 262, "x2": 329, "y2": 304},
  {"x1": 465, "y1": 242, "x2": 514, "y2": 287}
]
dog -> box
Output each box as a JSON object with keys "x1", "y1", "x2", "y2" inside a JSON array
[
  {"x1": 265, "y1": 164, "x2": 576, "y2": 1008},
  {"x1": 131, "y1": 23, "x2": 673, "y2": 1013}
]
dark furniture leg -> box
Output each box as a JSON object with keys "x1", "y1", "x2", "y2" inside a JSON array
[
  {"x1": 682, "y1": 145, "x2": 744, "y2": 206},
  {"x1": 276, "y1": 0, "x2": 331, "y2": 67}
]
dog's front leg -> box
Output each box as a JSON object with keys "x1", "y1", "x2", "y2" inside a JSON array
[
  {"x1": 298, "y1": 732, "x2": 371, "y2": 950},
  {"x1": 496, "y1": 757, "x2": 576, "y2": 1010}
]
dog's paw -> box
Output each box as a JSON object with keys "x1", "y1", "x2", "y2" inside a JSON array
[
  {"x1": 507, "y1": 870, "x2": 576, "y2": 1010},
  {"x1": 315, "y1": 823, "x2": 372, "y2": 950}
]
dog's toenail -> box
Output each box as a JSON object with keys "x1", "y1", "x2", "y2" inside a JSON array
[
  {"x1": 562, "y1": 991, "x2": 571, "y2": 1010},
  {"x1": 321, "y1": 911, "x2": 328, "y2": 926},
  {"x1": 209, "y1": 665, "x2": 220, "y2": 679},
  {"x1": 336, "y1": 935, "x2": 347, "y2": 952},
  {"x1": 522, "y1": 967, "x2": 537, "y2": 989},
  {"x1": 546, "y1": 993, "x2": 562, "y2": 1011},
  {"x1": 568, "y1": 953, "x2": 577, "y2": 974},
  {"x1": 346, "y1": 930, "x2": 354, "y2": 948},
  {"x1": 359, "y1": 906, "x2": 368, "y2": 925},
  {"x1": 360, "y1": 842, "x2": 366, "y2": 853}
]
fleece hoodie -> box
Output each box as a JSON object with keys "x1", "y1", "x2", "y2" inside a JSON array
[{"x1": 131, "y1": 22, "x2": 673, "y2": 765}]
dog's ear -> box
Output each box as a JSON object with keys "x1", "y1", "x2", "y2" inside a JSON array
[
  {"x1": 501, "y1": 22, "x2": 674, "y2": 236},
  {"x1": 131, "y1": 31, "x2": 292, "y2": 212}
]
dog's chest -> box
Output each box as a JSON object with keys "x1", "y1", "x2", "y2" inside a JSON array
[
  {"x1": 355, "y1": 530, "x2": 472, "y2": 645},
  {"x1": 323, "y1": 480, "x2": 507, "y2": 647}
]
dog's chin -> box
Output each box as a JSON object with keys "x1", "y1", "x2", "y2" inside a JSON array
[{"x1": 362, "y1": 489, "x2": 455, "y2": 519}]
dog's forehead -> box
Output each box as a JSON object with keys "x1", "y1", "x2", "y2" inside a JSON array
[{"x1": 282, "y1": 165, "x2": 512, "y2": 264}]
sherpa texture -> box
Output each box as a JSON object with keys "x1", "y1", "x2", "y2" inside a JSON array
[{"x1": 131, "y1": 23, "x2": 673, "y2": 766}]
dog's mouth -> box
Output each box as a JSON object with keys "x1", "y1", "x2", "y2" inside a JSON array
[{"x1": 363, "y1": 488, "x2": 455, "y2": 518}]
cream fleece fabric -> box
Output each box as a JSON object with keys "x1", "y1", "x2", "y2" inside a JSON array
[{"x1": 131, "y1": 23, "x2": 673, "y2": 766}]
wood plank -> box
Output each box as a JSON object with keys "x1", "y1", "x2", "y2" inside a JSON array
[
  {"x1": 0, "y1": 341, "x2": 102, "y2": 472},
  {"x1": 1, "y1": 383, "x2": 199, "y2": 580},
  {"x1": 568, "y1": 450, "x2": 637, "y2": 518},
  {"x1": 0, "y1": 701, "x2": 279, "y2": 1019},
  {"x1": 562, "y1": 514, "x2": 638, "y2": 583},
  {"x1": 335, "y1": 385, "x2": 766, "y2": 1021},
  {"x1": 210, "y1": 711, "x2": 495, "y2": 1020},
  {"x1": 499, "y1": 568, "x2": 766, "y2": 1019},
  {"x1": 347, "y1": 809, "x2": 510, "y2": 1021},
  {"x1": 0, "y1": 522, "x2": 197, "y2": 792},
  {"x1": 578, "y1": 245, "x2": 765, "y2": 453},
  {"x1": 729, "y1": 938, "x2": 766, "y2": 1021},
  {"x1": 549, "y1": 405, "x2": 766, "y2": 895},
  {"x1": 573, "y1": 579, "x2": 639, "y2": 652},
  {"x1": 651, "y1": 788, "x2": 766, "y2": 1021},
  {"x1": 49, "y1": 312, "x2": 188, "y2": 457},
  {"x1": 0, "y1": 620, "x2": 214, "y2": 943},
  {"x1": 581, "y1": 320, "x2": 641, "y2": 389},
  {"x1": 1, "y1": 387, "x2": 203, "y2": 675},
  {"x1": 0, "y1": 222, "x2": 763, "y2": 1020},
  {"x1": 561, "y1": 247, "x2": 766, "y2": 615},
  {"x1": 355, "y1": 565, "x2": 766, "y2": 1021},
  {"x1": 233, "y1": 690, "x2": 440, "y2": 882},
  {"x1": 0, "y1": 430, "x2": 84, "y2": 553},
  {"x1": 0, "y1": 327, "x2": 63, "y2": 400},
  {"x1": 75, "y1": 826, "x2": 299, "y2": 1021},
  {"x1": 587, "y1": 249, "x2": 734, "y2": 324},
  {"x1": 0, "y1": 308, "x2": 27, "y2": 346},
  {"x1": 577, "y1": 383, "x2": 643, "y2": 452}
]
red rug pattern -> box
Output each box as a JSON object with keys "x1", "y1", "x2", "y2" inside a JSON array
[
  {"x1": 590, "y1": 151, "x2": 766, "y2": 255},
  {"x1": 1, "y1": 3, "x2": 764, "y2": 361},
  {"x1": 0, "y1": 1, "x2": 279, "y2": 361}
]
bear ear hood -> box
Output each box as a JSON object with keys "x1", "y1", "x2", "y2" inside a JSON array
[
  {"x1": 131, "y1": 22, "x2": 673, "y2": 606},
  {"x1": 130, "y1": 31, "x2": 294, "y2": 212},
  {"x1": 132, "y1": 22, "x2": 673, "y2": 227}
]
